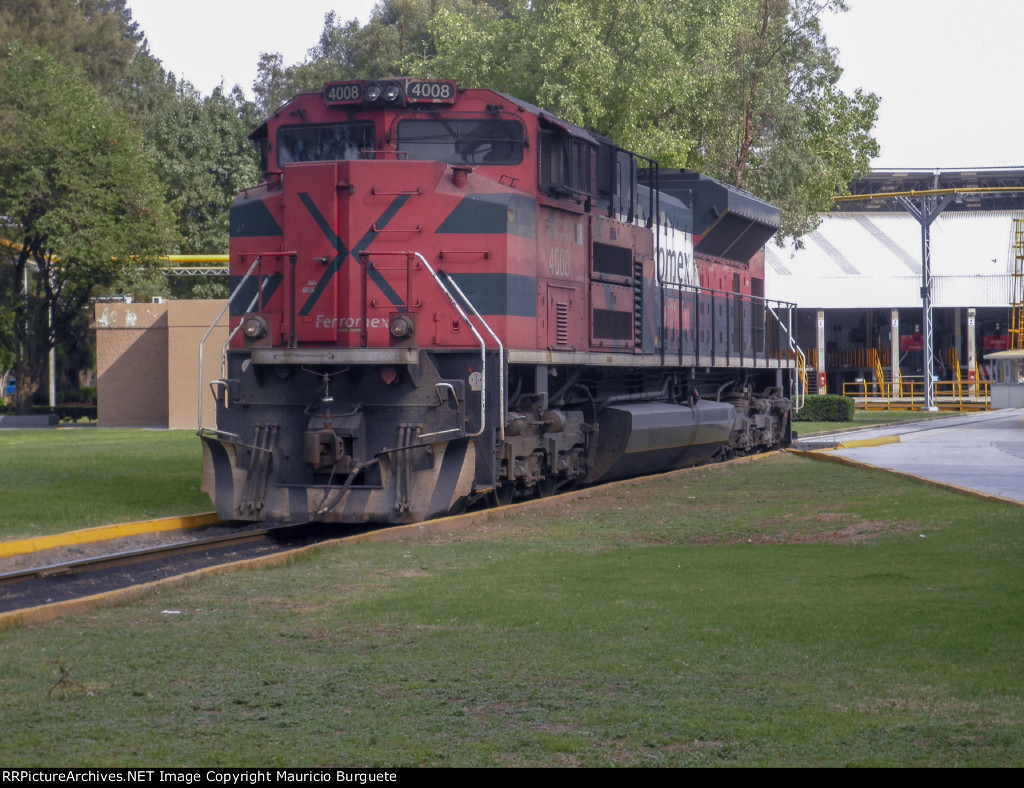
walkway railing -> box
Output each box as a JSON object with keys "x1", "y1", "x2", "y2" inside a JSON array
[{"x1": 842, "y1": 378, "x2": 990, "y2": 411}]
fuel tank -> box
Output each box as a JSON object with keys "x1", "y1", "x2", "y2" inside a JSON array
[{"x1": 584, "y1": 400, "x2": 735, "y2": 483}]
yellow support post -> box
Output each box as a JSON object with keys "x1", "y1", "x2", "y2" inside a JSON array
[
  {"x1": 1011, "y1": 219, "x2": 1024, "y2": 351},
  {"x1": 871, "y1": 348, "x2": 887, "y2": 396},
  {"x1": 949, "y1": 347, "x2": 963, "y2": 407}
]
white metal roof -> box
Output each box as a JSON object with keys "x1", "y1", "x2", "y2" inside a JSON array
[{"x1": 767, "y1": 211, "x2": 1022, "y2": 308}]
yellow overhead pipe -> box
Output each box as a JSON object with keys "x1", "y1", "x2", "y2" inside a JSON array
[
  {"x1": 2, "y1": 239, "x2": 228, "y2": 268},
  {"x1": 162, "y1": 255, "x2": 228, "y2": 264},
  {"x1": 834, "y1": 186, "x2": 1024, "y2": 203}
]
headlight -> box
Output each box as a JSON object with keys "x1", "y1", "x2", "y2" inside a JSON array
[
  {"x1": 242, "y1": 315, "x2": 268, "y2": 340},
  {"x1": 364, "y1": 84, "x2": 382, "y2": 103},
  {"x1": 389, "y1": 314, "x2": 414, "y2": 339},
  {"x1": 382, "y1": 83, "x2": 402, "y2": 103}
]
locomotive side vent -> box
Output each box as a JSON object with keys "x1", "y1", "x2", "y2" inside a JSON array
[
  {"x1": 556, "y1": 302, "x2": 569, "y2": 345},
  {"x1": 633, "y1": 257, "x2": 644, "y2": 351}
]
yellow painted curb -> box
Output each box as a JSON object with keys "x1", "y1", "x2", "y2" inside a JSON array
[
  {"x1": 0, "y1": 450, "x2": 794, "y2": 628},
  {"x1": 836, "y1": 435, "x2": 901, "y2": 449},
  {"x1": 0, "y1": 525, "x2": 413, "y2": 630},
  {"x1": 0, "y1": 541, "x2": 317, "y2": 630},
  {"x1": 0, "y1": 513, "x2": 220, "y2": 558}
]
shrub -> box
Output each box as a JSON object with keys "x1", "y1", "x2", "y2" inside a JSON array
[
  {"x1": 794, "y1": 394, "x2": 855, "y2": 422},
  {"x1": 31, "y1": 404, "x2": 98, "y2": 422},
  {"x1": 59, "y1": 387, "x2": 97, "y2": 404}
]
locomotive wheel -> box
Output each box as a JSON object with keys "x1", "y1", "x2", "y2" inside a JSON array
[
  {"x1": 536, "y1": 475, "x2": 558, "y2": 499},
  {"x1": 447, "y1": 496, "x2": 470, "y2": 517},
  {"x1": 492, "y1": 483, "x2": 516, "y2": 507}
]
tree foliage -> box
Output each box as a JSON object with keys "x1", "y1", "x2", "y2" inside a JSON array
[
  {"x1": 254, "y1": 0, "x2": 509, "y2": 115},
  {"x1": 682, "y1": 0, "x2": 879, "y2": 237},
  {"x1": 121, "y1": 54, "x2": 261, "y2": 256},
  {"x1": 418, "y1": 0, "x2": 878, "y2": 238},
  {"x1": 0, "y1": 45, "x2": 178, "y2": 410},
  {"x1": 258, "y1": 0, "x2": 878, "y2": 239},
  {"x1": 0, "y1": 2, "x2": 261, "y2": 405},
  {"x1": 0, "y1": 0, "x2": 143, "y2": 88},
  {"x1": 2, "y1": 1, "x2": 259, "y2": 258},
  {"x1": 418, "y1": 0, "x2": 719, "y2": 168}
]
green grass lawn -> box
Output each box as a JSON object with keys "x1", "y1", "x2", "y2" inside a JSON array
[
  {"x1": 0, "y1": 429, "x2": 212, "y2": 538},
  {"x1": 0, "y1": 416, "x2": 954, "y2": 538},
  {"x1": 1, "y1": 453, "x2": 1021, "y2": 766}
]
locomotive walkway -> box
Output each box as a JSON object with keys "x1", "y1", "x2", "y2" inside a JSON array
[{"x1": 793, "y1": 409, "x2": 1024, "y2": 504}]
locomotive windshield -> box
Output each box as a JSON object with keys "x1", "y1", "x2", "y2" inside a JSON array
[
  {"x1": 276, "y1": 122, "x2": 375, "y2": 166},
  {"x1": 396, "y1": 116, "x2": 525, "y2": 165}
]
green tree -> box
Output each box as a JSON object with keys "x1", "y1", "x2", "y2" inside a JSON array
[
  {"x1": 3, "y1": 2, "x2": 256, "y2": 258},
  {"x1": 0, "y1": 0, "x2": 144, "y2": 88},
  {"x1": 418, "y1": 0, "x2": 718, "y2": 167},
  {"x1": 417, "y1": 0, "x2": 877, "y2": 239},
  {"x1": 123, "y1": 54, "x2": 261, "y2": 255},
  {"x1": 0, "y1": 45, "x2": 178, "y2": 412},
  {"x1": 254, "y1": 1, "x2": 507, "y2": 115},
  {"x1": 684, "y1": 0, "x2": 879, "y2": 238},
  {"x1": 245, "y1": 0, "x2": 878, "y2": 239}
]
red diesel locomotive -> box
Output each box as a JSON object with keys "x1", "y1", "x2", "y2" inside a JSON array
[{"x1": 200, "y1": 77, "x2": 802, "y2": 524}]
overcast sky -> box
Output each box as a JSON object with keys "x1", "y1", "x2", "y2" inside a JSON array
[{"x1": 127, "y1": 0, "x2": 1023, "y2": 169}]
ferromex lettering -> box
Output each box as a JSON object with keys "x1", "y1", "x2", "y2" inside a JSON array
[{"x1": 314, "y1": 315, "x2": 387, "y2": 332}]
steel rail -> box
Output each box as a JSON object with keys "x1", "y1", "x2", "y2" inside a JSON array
[{"x1": 0, "y1": 525, "x2": 291, "y2": 589}]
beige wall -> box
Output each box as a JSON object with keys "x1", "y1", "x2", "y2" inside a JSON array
[
  {"x1": 94, "y1": 303, "x2": 169, "y2": 427},
  {"x1": 168, "y1": 301, "x2": 230, "y2": 430},
  {"x1": 94, "y1": 300, "x2": 228, "y2": 429}
]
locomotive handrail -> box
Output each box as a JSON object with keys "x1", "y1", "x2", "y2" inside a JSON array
[
  {"x1": 197, "y1": 255, "x2": 263, "y2": 432},
  {"x1": 667, "y1": 283, "x2": 796, "y2": 369},
  {"x1": 372, "y1": 224, "x2": 422, "y2": 232},
  {"x1": 364, "y1": 251, "x2": 493, "y2": 441},
  {"x1": 370, "y1": 185, "x2": 421, "y2": 196},
  {"x1": 221, "y1": 287, "x2": 263, "y2": 369},
  {"x1": 766, "y1": 302, "x2": 805, "y2": 412},
  {"x1": 437, "y1": 267, "x2": 506, "y2": 443},
  {"x1": 416, "y1": 252, "x2": 488, "y2": 440},
  {"x1": 438, "y1": 250, "x2": 491, "y2": 259}
]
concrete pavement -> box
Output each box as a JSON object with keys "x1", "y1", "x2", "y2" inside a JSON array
[{"x1": 794, "y1": 409, "x2": 1024, "y2": 504}]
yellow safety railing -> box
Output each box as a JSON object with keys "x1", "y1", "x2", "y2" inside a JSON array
[
  {"x1": 802, "y1": 347, "x2": 817, "y2": 394},
  {"x1": 870, "y1": 348, "x2": 888, "y2": 396},
  {"x1": 939, "y1": 347, "x2": 960, "y2": 402},
  {"x1": 842, "y1": 377, "x2": 990, "y2": 411},
  {"x1": 828, "y1": 348, "x2": 878, "y2": 369}
]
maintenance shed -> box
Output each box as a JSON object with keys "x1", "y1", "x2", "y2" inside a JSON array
[{"x1": 766, "y1": 167, "x2": 1024, "y2": 402}]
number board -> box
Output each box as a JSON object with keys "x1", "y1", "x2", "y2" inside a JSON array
[
  {"x1": 406, "y1": 80, "x2": 457, "y2": 104},
  {"x1": 324, "y1": 80, "x2": 457, "y2": 106},
  {"x1": 323, "y1": 82, "x2": 363, "y2": 105}
]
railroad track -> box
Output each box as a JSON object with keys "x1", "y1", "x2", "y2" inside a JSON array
[
  {"x1": 1, "y1": 451, "x2": 786, "y2": 623},
  {"x1": 0, "y1": 523, "x2": 332, "y2": 615}
]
